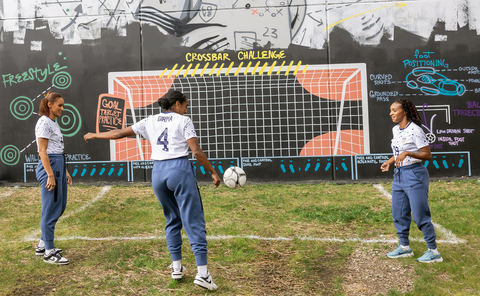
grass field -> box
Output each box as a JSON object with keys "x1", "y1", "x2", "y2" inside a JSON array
[{"x1": 1, "y1": 179, "x2": 479, "y2": 295}]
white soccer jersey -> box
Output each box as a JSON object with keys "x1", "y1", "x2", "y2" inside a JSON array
[
  {"x1": 131, "y1": 112, "x2": 197, "y2": 161},
  {"x1": 391, "y1": 122, "x2": 429, "y2": 166},
  {"x1": 35, "y1": 115, "x2": 64, "y2": 154}
]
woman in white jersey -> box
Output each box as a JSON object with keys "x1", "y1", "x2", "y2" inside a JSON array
[
  {"x1": 35, "y1": 91, "x2": 72, "y2": 265},
  {"x1": 380, "y1": 99, "x2": 442, "y2": 263},
  {"x1": 84, "y1": 90, "x2": 220, "y2": 290}
]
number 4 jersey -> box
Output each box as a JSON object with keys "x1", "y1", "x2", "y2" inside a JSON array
[{"x1": 131, "y1": 112, "x2": 197, "y2": 161}]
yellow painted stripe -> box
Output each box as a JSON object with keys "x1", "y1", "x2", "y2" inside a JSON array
[
  {"x1": 303, "y1": 64, "x2": 309, "y2": 74},
  {"x1": 285, "y1": 61, "x2": 294, "y2": 76},
  {"x1": 217, "y1": 63, "x2": 224, "y2": 76},
  {"x1": 268, "y1": 61, "x2": 277, "y2": 75},
  {"x1": 200, "y1": 63, "x2": 209, "y2": 76},
  {"x1": 168, "y1": 64, "x2": 178, "y2": 78},
  {"x1": 226, "y1": 62, "x2": 235, "y2": 75},
  {"x1": 243, "y1": 62, "x2": 252, "y2": 75},
  {"x1": 177, "y1": 64, "x2": 185, "y2": 77},
  {"x1": 184, "y1": 64, "x2": 192, "y2": 77},
  {"x1": 259, "y1": 62, "x2": 268, "y2": 75},
  {"x1": 209, "y1": 63, "x2": 218, "y2": 76},
  {"x1": 276, "y1": 61, "x2": 286, "y2": 75},
  {"x1": 293, "y1": 61, "x2": 302, "y2": 76},
  {"x1": 159, "y1": 68, "x2": 168, "y2": 77},
  {"x1": 234, "y1": 62, "x2": 243, "y2": 76},
  {"x1": 251, "y1": 61, "x2": 261, "y2": 75},
  {"x1": 191, "y1": 64, "x2": 200, "y2": 76}
]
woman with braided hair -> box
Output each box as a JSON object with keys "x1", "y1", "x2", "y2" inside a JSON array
[{"x1": 380, "y1": 99, "x2": 443, "y2": 263}]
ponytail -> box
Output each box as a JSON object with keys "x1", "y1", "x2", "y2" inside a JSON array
[
  {"x1": 396, "y1": 99, "x2": 422, "y2": 126},
  {"x1": 157, "y1": 89, "x2": 187, "y2": 110},
  {"x1": 39, "y1": 91, "x2": 62, "y2": 116}
]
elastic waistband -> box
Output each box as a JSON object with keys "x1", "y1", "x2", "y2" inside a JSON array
[
  {"x1": 154, "y1": 156, "x2": 188, "y2": 162},
  {"x1": 47, "y1": 154, "x2": 64, "y2": 157},
  {"x1": 396, "y1": 162, "x2": 423, "y2": 171}
]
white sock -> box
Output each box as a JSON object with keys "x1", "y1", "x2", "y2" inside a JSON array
[
  {"x1": 45, "y1": 248, "x2": 54, "y2": 256},
  {"x1": 172, "y1": 260, "x2": 182, "y2": 269},
  {"x1": 401, "y1": 245, "x2": 411, "y2": 250},
  {"x1": 429, "y1": 248, "x2": 439, "y2": 254},
  {"x1": 197, "y1": 265, "x2": 208, "y2": 277},
  {"x1": 38, "y1": 240, "x2": 45, "y2": 248}
]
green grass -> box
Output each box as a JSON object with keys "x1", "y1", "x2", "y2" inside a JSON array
[{"x1": 0, "y1": 180, "x2": 479, "y2": 295}]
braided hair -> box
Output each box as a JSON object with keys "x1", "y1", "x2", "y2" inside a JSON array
[
  {"x1": 395, "y1": 99, "x2": 422, "y2": 126},
  {"x1": 157, "y1": 89, "x2": 187, "y2": 110},
  {"x1": 39, "y1": 91, "x2": 62, "y2": 116}
]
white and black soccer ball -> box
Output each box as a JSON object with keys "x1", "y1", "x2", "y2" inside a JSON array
[{"x1": 223, "y1": 166, "x2": 247, "y2": 189}]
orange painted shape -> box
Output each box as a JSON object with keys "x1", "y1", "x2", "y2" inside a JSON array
[{"x1": 300, "y1": 130, "x2": 364, "y2": 156}]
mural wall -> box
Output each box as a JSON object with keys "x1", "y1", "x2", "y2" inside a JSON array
[{"x1": 1, "y1": 0, "x2": 478, "y2": 183}]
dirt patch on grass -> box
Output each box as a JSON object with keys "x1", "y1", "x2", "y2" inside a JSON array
[
  {"x1": 217, "y1": 241, "x2": 344, "y2": 295},
  {"x1": 342, "y1": 245, "x2": 415, "y2": 295}
]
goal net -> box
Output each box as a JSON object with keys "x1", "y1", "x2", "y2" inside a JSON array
[{"x1": 108, "y1": 63, "x2": 369, "y2": 161}]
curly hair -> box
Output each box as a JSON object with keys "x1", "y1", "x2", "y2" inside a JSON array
[
  {"x1": 395, "y1": 99, "x2": 422, "y2": 126},
  {"x1": 39, "y1": 91, "x2": 62, "y2": 116},
  {"x1": 157, "y1": 89, "x2": 187, "y2": 110}
]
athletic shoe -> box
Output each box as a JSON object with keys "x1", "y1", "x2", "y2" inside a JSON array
[
  {"x1": 35, "y1": 246, "x2": 62, "y2": 256},
  {"x1": 386, "y1": 245, "x2": 414, "y2": 258},
  {"x1": 417, "y1": 250, "x2": 443, "y2": 263},
  {"x1": 43, "y1": 249, "x2": 69, "y2": 265},
  {"x1": 169, "y1": 263, "x2": 185, "y2": 280},
  {"x1": 194, "y1": 272, "x2": 217, "y2": 290}
]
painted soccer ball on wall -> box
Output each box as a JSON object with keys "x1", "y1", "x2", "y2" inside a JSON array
[{"x1": 223, "y1": 166, "x2": 247, "y2": 189}]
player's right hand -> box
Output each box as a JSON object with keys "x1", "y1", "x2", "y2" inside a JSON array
[
  {"x1": 83, "y1": 133, "x2": 96, "y2": 142},
  {"x1": 380, "y1": 162, "x2": 390, "y2": 172},
  {"x1": 211, "y1": 173, "x2": 221, "y2": 189}
]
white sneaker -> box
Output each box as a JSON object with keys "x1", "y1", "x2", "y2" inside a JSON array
[
  {"x1": 43, "y1": 248, "x2": 69, "y2": 265},
  {"x1": 169, "y1": 263, "x2": 185, "y2": 280},
  {"x1": 194, "y1": 272, "x2": 217, "y2": 290}
]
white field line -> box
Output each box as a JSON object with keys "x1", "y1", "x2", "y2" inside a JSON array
[
  {"x1": 23, "y1": 186, "x2": 112, "y2": 241},
  {"x1": 373, "y1": 183, "x2": 466, "y2": 244},
  {"x1": 373, "y1": 184, "x2": 392, "y2": 199},
  {"x1": 0, "y1": 186, "x2": 19, "y2": 200},
  {"x1": 21, "y1": 234, "x2": 463, "y2": 244}
]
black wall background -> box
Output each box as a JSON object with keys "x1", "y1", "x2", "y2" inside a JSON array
[{"x1": 1, "y1": 8, "x2": 479, "y2": 183}]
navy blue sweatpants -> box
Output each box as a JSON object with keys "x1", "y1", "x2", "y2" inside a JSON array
[
  {"x1": 36, "y1": 154, "x2": 68, "y2": 250},
  {"x1": 392, "y1": 163, "x2": 437, "y2": 249},
  {"x1": 152, "y1": 156, "x2": 208, "y2": 266}
]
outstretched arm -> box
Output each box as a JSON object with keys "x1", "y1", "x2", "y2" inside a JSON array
[
  {"x1": 84, "y1": 127, "x2": 136, "y2": 142},
  {"x1": 187, "y1": 137, "x2": 221, "y2": 188}
]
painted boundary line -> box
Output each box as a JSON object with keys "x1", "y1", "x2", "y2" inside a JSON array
[
  {"x1": 21, "y1": 234, "x2": 463, "y2": 244},
  {"x1": 0, "y1": 187, "x2": 19, "y2": 200},
  {"x1": 23, "y1": 186, "x2": 112, "y2": 241},
  {"x1": 373, "y1": 183, "x2": 466, "y2": 244}
]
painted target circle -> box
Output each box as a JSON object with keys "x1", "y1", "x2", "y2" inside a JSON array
[
  {"x1": 10, "y1": 96, "x2": 34, "y2": 120},
  {"x1": 58, "y1": 104, "x2": 82, "y2": 137},
  {"x1": 1, "y1": 145, "x2": 20, "y2": 166},
  {"x1": 52, "y1": 71, "x2": 72, "y2": 89},
  {"x1": 426, "y1": 133, "x2": 436, "y2": 144}
]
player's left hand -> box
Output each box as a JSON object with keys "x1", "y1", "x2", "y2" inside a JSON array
[
  {"x1": 211, "y1": 173, "x2": 221, "y2": 189},
  {"x1": 66, "y1": 171, "x2": 73, "y2": 185},
  {"x1": 395, "y1": 152, "x2": 409, "y2": 167}
]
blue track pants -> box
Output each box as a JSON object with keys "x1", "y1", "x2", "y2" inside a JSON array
[
  {"x1": 36, "y1": 154, "x2": 68, "y2": 250},
  {"x1": 392, "y1": 163, "x2": 437, "y2": 249},
  {"x1": 152, "y1": 156, "x2": 208, "y2": 266}
]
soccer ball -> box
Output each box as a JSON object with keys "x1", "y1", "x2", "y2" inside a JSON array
[{"x1": 223, "y1": 166, "x2": 247, "y2": 189}]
